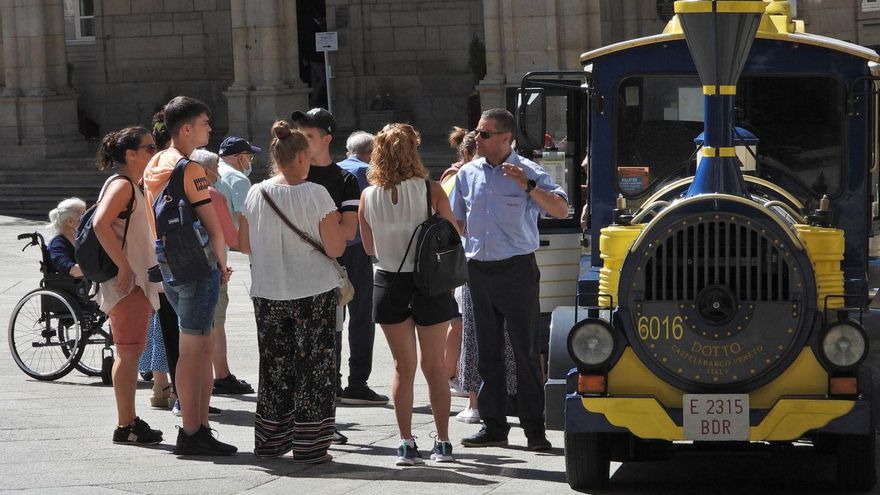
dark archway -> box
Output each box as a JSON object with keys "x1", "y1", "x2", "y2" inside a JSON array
[{"x1": 297, "y1": 0, "x2": 328, "y2": 109}]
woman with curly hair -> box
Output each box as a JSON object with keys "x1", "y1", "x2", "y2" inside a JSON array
[{"x1": 358, "y1": 123, "x2": 458, "y2": 465}]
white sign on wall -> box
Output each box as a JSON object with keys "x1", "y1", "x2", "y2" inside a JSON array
[{"x1": 316, "y1": 32, "x2": 338, "y2": 52}]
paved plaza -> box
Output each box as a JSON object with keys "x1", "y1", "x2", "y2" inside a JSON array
[{"x1": 0, "y1": 214, "x2": 877, "y2": 494}]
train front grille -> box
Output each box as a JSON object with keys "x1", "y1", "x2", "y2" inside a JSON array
[{"x1": 644, "y1": 218, "x2": 791, "y2": 302}]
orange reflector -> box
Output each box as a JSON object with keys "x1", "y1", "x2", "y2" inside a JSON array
[
  {"x1": 829, "y1": 377, "x2": 857, "y2": 396},
  {"x1": 578, "y1": 374, "x2": 606, "y2": 394}
]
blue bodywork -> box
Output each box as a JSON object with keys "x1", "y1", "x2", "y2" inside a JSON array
[{"x1": 585, "y1": 38, "x2": 873, "y2": 299}]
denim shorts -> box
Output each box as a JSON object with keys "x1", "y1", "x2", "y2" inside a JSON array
[{"x1": 162, "y1": 268, "x2": 220, "y2": 335}]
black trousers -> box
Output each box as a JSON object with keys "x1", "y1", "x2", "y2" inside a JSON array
[
  {"x1": 337, "y1": 242, "x2": 376, "y2": 388},
  {"x1": 468, "y1": 253, "x2": 545, "y2": 438},
  {"x1": 156, "y1": 292, "x2": 179, "y2": 393}
]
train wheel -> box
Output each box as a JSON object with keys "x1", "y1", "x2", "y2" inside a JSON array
[
  {"x1": 8, "y1": 289, "x2": 82, "y2": 381},
  {"x1": 565, "y1": 432, "x2": 610, "y2": 489},
  {"x1": 835, "y1": 433, "x2": 877, "y2": 491}
]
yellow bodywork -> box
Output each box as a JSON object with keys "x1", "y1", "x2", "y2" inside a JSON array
[
  {"x1": 598, "y1": 224, "x2": 645, "y2": 307},
  {"x1": 580, "y1": 348, "x2": 852, "y2": 441},
  {"x1": 795, "y1": 224, "x2": 845, "y2": 309}
]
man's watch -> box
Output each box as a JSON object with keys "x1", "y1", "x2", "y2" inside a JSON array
[{"x1": 524, "y1": 179, "x2": 537, "y2": 194}]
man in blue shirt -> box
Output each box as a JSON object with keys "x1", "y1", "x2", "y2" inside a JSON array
[
  {"x1": 337, "y1": 131, "x2": 384, "y2": 406},
  {"x1": 211, "y1": 136, "x2": 261, "y2": 395},
  {"x1": 450, "y1": 108, "x2": 569, "y2": 452}
]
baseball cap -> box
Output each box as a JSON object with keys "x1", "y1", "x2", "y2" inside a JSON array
[
  {"x1": 219, "y1": 136, "x2": 262, "y2": 157},
  {"x1": 291, "y1": 108, "x2": 336, "y2": 135}
]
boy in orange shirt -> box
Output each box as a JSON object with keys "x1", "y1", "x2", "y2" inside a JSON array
[{"x1": 143, "y1": 96, "x2": 236, "y2": 456}]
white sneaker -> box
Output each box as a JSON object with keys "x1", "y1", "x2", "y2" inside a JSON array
[
  {"x1": 455, "y1": 407, "x2": 481, "y2": 424},
  {"x1": 449, "y1": 379, "x2": 468, "y2": 398}
]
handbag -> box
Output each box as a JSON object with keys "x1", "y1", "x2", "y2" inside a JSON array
[
  {"x1": 259, "y1": 186, "x2": 355, "y2": 306},
  {"x1": 74, "y1": 175, "x2": 135, "y2": 283},
  {"x1": 395, "y1": 180, "x2": 468, "y2": 296}
]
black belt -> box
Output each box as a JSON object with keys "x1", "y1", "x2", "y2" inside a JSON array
[{"x1": 468, "y1": 253, "x2": 534, "y2": 268}]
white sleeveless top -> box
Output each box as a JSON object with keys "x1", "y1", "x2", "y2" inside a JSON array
[{"x1": 363, "y1": 177, "x2": 430, "y2": 272}]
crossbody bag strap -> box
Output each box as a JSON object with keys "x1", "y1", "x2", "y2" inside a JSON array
[{"x1": 259, "y1": 185, "x2": 329, "y2": 257}]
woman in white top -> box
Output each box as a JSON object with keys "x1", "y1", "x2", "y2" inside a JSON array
[
  {"x1": 238, "y1": 120, "x2": 345, "y2": 464},
  {"x1": 358, "y1": 123, "x2": 459, "y2": 465},
  {"x1": 92, "y1": 127, "x2": 163, "y2": 446}
]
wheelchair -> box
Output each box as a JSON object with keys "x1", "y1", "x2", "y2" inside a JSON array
[{"x1": 8, "y1": 232, "x2": 115, "y2": 383}]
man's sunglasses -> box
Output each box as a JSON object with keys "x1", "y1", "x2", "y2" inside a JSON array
[{"x1": 476, "y1": 129, "x2": 506, "y2": 139}]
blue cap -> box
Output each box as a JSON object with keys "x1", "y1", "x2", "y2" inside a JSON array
[{"x1": 219, "y1": 136, "x2": 262, "y2": 156}]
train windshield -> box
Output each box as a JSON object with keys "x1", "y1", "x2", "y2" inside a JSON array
[{"x1": 615, "y1": 75, "x2": 844, "y2": 200}]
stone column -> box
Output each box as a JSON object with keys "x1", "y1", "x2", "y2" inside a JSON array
[
  {"x1": 224, "y1": 0, "x2": 309, "y2": 171},
  {"x1": 0, "y1": 0, "x2": 81, "y2": 156},
  {"x1": 228, "y1": 0, "x2": 250, "y2": 91},
  {"x1": 476, "y1": 0, "x2": 507, "y2": 110}
]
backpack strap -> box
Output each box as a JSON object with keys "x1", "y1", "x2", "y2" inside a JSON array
[
  {"x1": 97, "y1": 174, "x2": 136, "y2": 249},
  {"x1": 393, "y1": 179, "x2": 433, "y2": 278},
  {"x1": 168, "y1": 157, "x2": 191, "y2": 201},
  {"x1": 424, "y1": 178, "x2": 432, "y2": 221}
]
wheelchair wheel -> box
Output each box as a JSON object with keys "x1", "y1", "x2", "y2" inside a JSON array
[
  {"x1": 68, "y1": 324, "x2": 112, "y2": 377},
  {"x1": 8, "y1": 289, "x2": 84, "y2": 381}
]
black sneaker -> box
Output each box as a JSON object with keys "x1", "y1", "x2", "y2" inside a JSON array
[
  {"x1": 332, "y1": 428, "x2": 348, "y2": 444},
  {"x1": 340, "y1": 385, "x2": 389, "y2": 406},
  {"x1": 461, "y1": 427, "x2": 508, "y2": 448},
  {"x1": 113, "y1": 417, "x2": 163, "y2": 445},
  {"x1": 173, "y1": 426, "x2": 236, "y2": 456},
  {"x1": 527, "y1": 435, "x2": 553, "y2": 452},
  {"x1": 213, "y1": 373, "x2": 254, "y2": 395},
  {"x1": 198, "y1": 425, "x2": 238, "y2": 455}
]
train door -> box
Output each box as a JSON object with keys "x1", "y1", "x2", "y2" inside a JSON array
[{"x1": 509, "y1": 73, "x2": 590, "y2": 370}]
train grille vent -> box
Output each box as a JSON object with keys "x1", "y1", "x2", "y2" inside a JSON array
[{"x1": 643, "y1": 220, "x2": 791, "y2": 302}]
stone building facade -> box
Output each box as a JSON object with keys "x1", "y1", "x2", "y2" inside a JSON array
[{"x1": 0, "y1": 0, "x2": 877, "y2": 165}]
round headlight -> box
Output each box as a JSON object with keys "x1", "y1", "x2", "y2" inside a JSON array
[
  {"x1": 567, "y1": 318, "x2": 616, "y2": 368},
  {"x1": 820, "y1": 321, "x2": 868, "y2": 370}
]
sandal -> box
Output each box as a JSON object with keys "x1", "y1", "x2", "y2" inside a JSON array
[{"x1": 149, "y1": 385, "x2": 172, "y2": 408}]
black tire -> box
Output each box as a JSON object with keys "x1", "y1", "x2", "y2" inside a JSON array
[
  {"x1": 8, "y1": 289, "x2": 83, "y2": 381},
  {"x1": 101, "y1": 355, "x2": 114, "y2": 385},
  {"x1": 565, "y1": 432, "x2": 610, "y2": 490},
  {"x1": 69, "y1": 327, "x2": 112, "y2": 377},
  {"x1": 836, "y1": 432, "x2": 877, "y2": 491}
]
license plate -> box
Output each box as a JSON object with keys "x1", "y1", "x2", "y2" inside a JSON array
[{"x1": 683, "y1": 394, "x2": 749, "y2": 441}]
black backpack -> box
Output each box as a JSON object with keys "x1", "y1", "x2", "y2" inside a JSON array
[
  {"x1": 153, "y1": 157, "x2": 214, "y2": 285},
  {"x1": 74, "y1": 175, "x2": 136, "y2": 283},
  {"x1": 395, "y1": 180, "x2": 468, "y2": 296}
]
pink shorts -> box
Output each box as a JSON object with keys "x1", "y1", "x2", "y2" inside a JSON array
[{"x1": 108, "y1": 287, "x2": 153, "y2": 354}]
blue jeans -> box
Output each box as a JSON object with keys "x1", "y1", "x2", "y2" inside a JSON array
[{"x1": 162, "y1": 269, "x2": 220, "y2": 335}]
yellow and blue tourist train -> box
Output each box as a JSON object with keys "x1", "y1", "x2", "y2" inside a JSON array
[{"x1": 519, "y1": 0, "x2": 880, "y2": 490}]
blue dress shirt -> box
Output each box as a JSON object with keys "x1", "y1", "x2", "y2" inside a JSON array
[
  {"x1": 338, "y1": 155, "x2": 370, "y2": 245},
  {"x1": 450, "y1": 151, "x2": 567, "y2": 261}
]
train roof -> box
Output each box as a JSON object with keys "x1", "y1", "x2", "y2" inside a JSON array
[{"x1": 580, "y1": 10, "x2": 880, "y2": 64}]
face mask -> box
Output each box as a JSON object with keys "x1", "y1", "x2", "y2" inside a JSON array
[{"x1": 243, "y1": 163, "x2": 252, "y2": 177}]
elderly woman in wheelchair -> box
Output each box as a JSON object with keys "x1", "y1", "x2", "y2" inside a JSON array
[{"x1": 47, "y1": 197, "x2": 86, "y2": 277}]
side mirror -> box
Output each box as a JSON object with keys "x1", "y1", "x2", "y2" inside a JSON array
[{"x1": 516, "y1": 88, "x2": 546, "y2": 151}]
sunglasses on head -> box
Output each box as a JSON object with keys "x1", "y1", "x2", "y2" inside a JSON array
[{"x1": 476, "y1": 129, "x2": 506, "y2": 139}]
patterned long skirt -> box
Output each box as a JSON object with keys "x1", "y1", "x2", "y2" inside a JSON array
[
  {"x1": 458, "y1": 283, "x2": 517, "y2": 395},
  {"x1": 253, "y1": 289, "x2": 337, "y2": 463}
]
